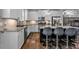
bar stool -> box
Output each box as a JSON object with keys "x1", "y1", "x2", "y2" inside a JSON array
[
  {"x1": 74, "y1": 29, "x2": 79, "y2": 48},
  {"x1": 65, "y1": 28, "x2": 76, "y2": 48},
  {"x1": 54, "y1": 27, "x2": 64, "y2": 49},
  {"x1": 42, "y1": 27, "x2": 52, "y2": 48}
]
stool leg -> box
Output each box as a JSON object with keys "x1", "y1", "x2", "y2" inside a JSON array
[
  {"x1": 46, "y1": 35, "x2": 48, "y2": 49},
  {"x1": 56, "y1": 35, "x2": 58, "y2": 49},
  {"x1": 66, "y1": 36, "x2": 69, "y2": 48},
  {"x1": 76, "y1": 36, "x2": 79, "y2": 49}
]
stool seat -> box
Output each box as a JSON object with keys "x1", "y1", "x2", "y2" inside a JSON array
[
  {"x1": 42, "y1": 27, "x2": 52, "y2": 36},
  {"x1": 76, "y1": 29, "x2": 79, "y2": 35},
  {"x1": 54, "y1": 27, "x2": 64, "y2": 36},
  {"x1": 65, "y1": 28, "x2": 76, "y2": 36}
]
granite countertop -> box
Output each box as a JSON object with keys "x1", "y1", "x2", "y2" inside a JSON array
[
  {"x1": 39, "y1": 25, "x2": 79, "y2": 29},
  {"x1": 0, "y1": 26, "x2": 26, "y2": 32}
]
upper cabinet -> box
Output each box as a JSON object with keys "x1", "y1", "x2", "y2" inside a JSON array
[
  {"x1": 10, "y1": 9, "x2": 21, "y2": 19},
  {"x1": 24, "y1": 9, "x2": 28, "y2": 20},
  {"x1": 10, "y1": 9, "x2": 24, "y2": 21},
  {"x1": 0, "y1": 9, "x2": 28, "y2": 21},
  {"x1": 1, "y1": 9, "x2": 10, "y2": 18},
  {"x1": 10, "y1": 9, "x2": 28, "y2": 21}
]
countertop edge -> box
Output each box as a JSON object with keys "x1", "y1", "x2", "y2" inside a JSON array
[{"x1": 0, "y1": 26, "x2": 27, "y2": 32}]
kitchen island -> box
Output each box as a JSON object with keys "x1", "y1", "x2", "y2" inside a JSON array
[{"x1": 0, "y1": 27, "x2": 26, "y2": 49}]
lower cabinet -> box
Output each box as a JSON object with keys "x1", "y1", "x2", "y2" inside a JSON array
[
  {"x1": 0, "y1": 29, "x2": 24, "y2": 49},
  {"x1": 18, "y1": 29, "x2": 24, "y2": 48}
]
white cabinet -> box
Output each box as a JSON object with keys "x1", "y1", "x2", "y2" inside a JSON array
[
  {"x1": 18, "y1": 29, "x2": 24, "y2": 48},
  {"x1": 2, "y1": 9, "x2": 10, "y2": 18},
  {"x1": 10, "y1": 9, "x2": 27, "y2": 21},
  {"x1": 0, "y1": 29, "x2": 24, "y2": 49},
  {"x1": 10, "y1": 9, "x2": 18, "y2": 19},
  {"x1": 0, "y1": 32, "x2": 10, "y2": 49},
  {"x1": 0, "y1": 9, "x2": 23, "y2": 20},
  {"x1": 10, "y1": 9, "x2": 22, "y2": 20},
  {"x1": 22, "y1": 9, "x2": 28, "y2": 21},
  {"x1": 0, "y1": 9, "x2": 27, "y2": 21},
  {"x1": 0, "y1": 32, "x2": 5, "y2": 48},
  {"x1": 2, "y1": 32, "x2": 18, "y2": 49}
]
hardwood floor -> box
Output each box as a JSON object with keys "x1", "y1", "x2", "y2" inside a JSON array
[
  {"x1": 21, "y1": 32, "x2": 42, "y2": 49},
  {"x1": 21, "y1": 32, "x2": 79, "y2": 49}
]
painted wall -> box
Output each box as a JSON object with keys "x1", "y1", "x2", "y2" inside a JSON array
[
  {"x1": 27, "y1": 9, "x2": 79, "y2": 20},
  {"x1": 27, "y1": 9, "x2": 63, "y2": 20}
]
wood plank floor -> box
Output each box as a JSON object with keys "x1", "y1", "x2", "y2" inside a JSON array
[
  {"x1": 21, "y1": 32, "x2": 79, "y2": 49},
  {"x1": 21, "y1": 32, "x2": 42, "y2": 49}
]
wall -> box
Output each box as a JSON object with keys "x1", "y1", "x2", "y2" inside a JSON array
[
  {"x1": 27, "y1": 9, "x2": 63, "y2": 20},
  {"x1": 26, "y1": 10, "x2": 39, "y2": 35},
  {"x1": 63, "y1": 9, "x2": 79, "y2": 17},
  {"x1": 26, "y1": 9, "x2": 66, "y2": 35},
  {"x1": 28, "y1": 10, "x2": 38, "y2": 20}
]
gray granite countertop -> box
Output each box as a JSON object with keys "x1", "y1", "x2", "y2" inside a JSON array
[
  {"x1": 39, "y1": 25, "x2": 79, "y2": 29},
  {"x1": 0, "y1": 26, "x2": 26, "y2": 32}
]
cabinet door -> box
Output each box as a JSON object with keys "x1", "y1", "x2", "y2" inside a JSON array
[
  {"x1": 24, "y1": 9, "x2": 28, "y2": 20},
  {"x1": 2, "y1": 9, "x2": 10, "y2": 18},
  {"x1": 0, "y1": 32, "x2": 5, "y2": 48},
  {"x1": 21, "y1": 9, "x2": 28, "y2": 21},
  {"x1": 4, "y1": 32, "x2": 18, "y2": 49},
  {"x1": 10, "y1": 9, "x2": 22, "y2": 20},
  {"x1": 0, "y1": 32, "x2": 14, "y2": 49},
  {"x1": 18, "y1": 29, "x2": 24, "y2": 48},
  {"x1": 0, "y1": 31, "x2": 24, "y2": 49}
]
